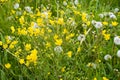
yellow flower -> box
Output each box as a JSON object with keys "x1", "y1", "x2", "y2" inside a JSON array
[
  {"x1": 9, "y1": 44, "x2": 14, "y2": 49},
  {"x1": 46, "y1": 42, "x2": 51, "y2": 48},
  {"x1": 67, "y1": 51, "x2": 72, "y2": 58},
  {"x1": 102, "y1": 30, "x2": 106, "y2": 35},
  {"x1": 104, "y1": 34, "x2": 110, "y2": 40},
  {"x1": 93, "y1": 77, "x2": 97, "y2": 80},
  {"x1": 10, "y1": 26, "x2": 15, "y2": 33},
  {"x1": 5, "y1": 63, "x2": 11, "y2": 69},
  {"x1": 25, "y1": 44, "x2": 31, "y2": 51},
  {"x1": 26, "y1": 49, "x2": 38, "y2": 64},
  {"x1": 103, "y1": 21, "x2": 108, "y2": 26},
  {"x1": 86, "y1": 21, "x2": 91, "y2": 26},
  {"x1": 57, "y1": 18, "x2": 64, "y2": 25},
  {"x1": 3, "y1": 44, "x2": 8, "y2": 49},
  {"x1": 55, "y1": 39, "x2": 63, "y2": 46},
  {"x1": 77, "y1": 47, "x2": 81, "y2": 52},
  {"x1": 37, "y1": 18, "x2": 44, "y2": 26},
  {"x1": 49, "y1": 20, "x2": 55, "y2": 25},
  {"x1": 19, "y1": 16, "x2": 25, "y2": 25},
  {"x1": 103, "y1": 77, "x2": 109, "y2": 80},
  {"x1": 54, "y1": 34, "x2": 59, "y2": 40},
  {"x1": 36, "y1": 11, "x2": 41, "y2": 16},
  {"x1": 61, "y1": 67, "x2": 66, "y2": 72},
  {"x1": 112, "y1": 21, "x2": 118, "y2": 26},
  {"x1": 63, "y1": 28, "x2": 68, "y2": 34},
  {"x1": 0, "y1": 41, "x2": 2, "y2": 46},
  {"x1": 19, "y1": 59, "x2": 25, "y2": 64}
]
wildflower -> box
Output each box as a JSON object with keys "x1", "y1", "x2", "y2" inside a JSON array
[
  {"x1": 77, "y1": 34, "x2": 85, "y2": 41},
  {"x1": 54, "y1": 46, "x2": 63, "y2": 53},
  {"x1": 114, "y1": 8, "x2": 119, "y2": 13},
  {"x1": 94, "y1": 21, "x2": 103, "y2": 28},
  {"x1": 63, "y1": 1, "x2": 67, "y2": 6},
  {"x1": 74, "y1": 0, "x2": 79, "y2": 5},
  {"x1": 114, "y1": 36, "x2": 120, "y2": 45},
  {"x1": 5, "y1": 63, "x2": 11, "y2": 69},
  {"x1": 3, "y1": 44, "x2": 8, "y2": 49},
  {"x1": 25, "y1": 44, "x2": 31, "y2": 51},
  {"x1": 77, "y1": 47, "x2": 81, "y2": 52},
  {"x1": 87, "y1": 63, "x2": 97, "y2": 69},
  {"x1": 10, "y1": 26, "x2": 15, "y2": 33},
  {"x1": 19, "y1": 59, "x2": 25, "y2": 64},
  {"x1": 117, "y1": 50, "x2": 120, "y2": 58},
  {"x1": 26, "y1": 49, "x2": 38, "y2": 64},
  {"x1": 61, "y1": 67, "x2": 66, "y2": 72},
  {"x1": 19, "y1": 16, "x2": 25, "y2": 25},
  {"x1": 102, "y1": 22, "x2": 108, "y2": 26},
  {"x1": 0, "y1": 41, "x2": 2, "y2": 46},
  {"x1": 103, "y1": 77, "x2": 109, "y2": 80},
  {"x1": 93, "y1": 77, "x2": 97, "y2": 80},
  {"x1": 67, "y1": 51, "x2": 72, "y2": 58},
  {"x1": 55, "y1": 38, "x2": 63, "y2": 46},
  {"x1": 57, "y1": 18, "x2": 64, "y2": 25},
  {"x1": 104, "y1": 34, "x2": 110, "y2": 40},
  {"x1": 99, "y1": 14, "x2": 104, "y2": 18},
  {"x1": 112, "y1": 21, "x2": 118, "y2": 26},
  {"x1": 63, "y1": 28, "x2": 68, "y2": 34},
  {"x1": 104, "y1": 54, "x2": 112, "y2": 61},
  {"x1": 14, "y1": 3, "x2": 19, "y2": 9},
  {"x1": 37, "y1": 18, "x2": 43, "y2": 26},
  {"x1": 25, "y1": 6, "x2": 32, "y2": 13},
  {"x1": 46, "y1": 42, "x2": 51, "y2": 48},
  {"x1": 109, "y1": 14, "x2": 116, "y2": 19}
]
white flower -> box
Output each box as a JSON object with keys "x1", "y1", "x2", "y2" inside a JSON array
[
  {"x1": 63, "y1": 1, "x2": 67, "y2": 6},
  {"x1": 54, "y1": 46, "x2": 63, "y2": 53},
  {"x1": 114, "y1": 8, "x2": 119, "y2": 13},
  {"x1": 94, "y1": 21, "x2": 103, "y2": 28},
  {"x1": 91, "y1": 20, "x2": 96, "y2": 25},
  {"x1": 104, "y1": 54, "x2": 112, "y2": 61},
  {"x1": 117, "y1": 50, "x2": 120, "y2": 58},
  {"x1": 99, "y1": 14, "x2": 104, "y2": 18},
  {"x1": 109, "y1": 14, "x2": 116, "y2": 19},
  {"x1": 74, "y1": 0, "x2": 79, "y2": 5},
  {"x1": 77, "y1": 34, "x2": 85, "y2": 41},
  {"x1": 14, "y1": 3, "x2": 19, "y2": 9},
  {"x1": 114, "y1": 36, "x2": 120, "y2": 45},
  {"x1": 25, "y1": 6, "x2": 32, "y2": 13}
]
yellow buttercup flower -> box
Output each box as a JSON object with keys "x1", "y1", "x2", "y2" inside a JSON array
[
  {"x1": 103, "y1": 21, "x2": 108, "y2": 26},
  {"x1": 61, "y1": 67, "x2": 66, "y2": 72},
  {"x1": 5, "y1": 63, "x2": 11, "y2": 69},
  {"x1": 57, "y1": 18, "x2": 64, "y2": 25},
  {"x1": 19, "y1": 59, "x2": 25, "y2": 64},
  {"x1": 93, "y1": 77, "x2": 97, "y2": 80},
  {"x1": 10, "y1": 26, "x2": 15, "y2": 33},
  {"x1": 25, "y1": 43, "x2": 31, "y2": 51},
  {"x1": 103, "y1": 77, "x2": 109, "y2": 80},
  {"x1": 67, "y1": 51, "x2": 72, "y2": 58},
  {"x1": 0, "y1": 41, "x2": 2, "y2": 46},
  {"x1": 112, "y1": 21, "x2": 118, "y2": 26},
  {"x1": 55, "y1": 39, "x2": 63, "y2": 46},
  {"x1": 104, "y1": 34, "x2": 110, "y2": 40}
]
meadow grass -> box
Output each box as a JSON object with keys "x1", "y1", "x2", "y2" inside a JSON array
[{"x1": 0, "y1": 0, "x2": 120, "y2": 80}]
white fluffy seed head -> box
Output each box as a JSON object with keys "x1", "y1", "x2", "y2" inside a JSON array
[
  {"x1": 54, "y1": 46, "x2": 63, "y2": 53},
  {"x1": 117, "y1": 50, "x2": 120, "y2": 58},
  {"x1": 14, "y1": 3, "x2": 19, "y2": 9},
  {"x1": 114, "y1": 36, "x2": 120, "y2": 45},
  {"x1": 104, "y1": 54, "x2": 112, "y2": 61}
]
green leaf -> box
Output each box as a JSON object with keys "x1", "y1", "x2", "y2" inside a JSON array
[{"x1": 0, "y1": 70, "x2": 6, "y2": 80}]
